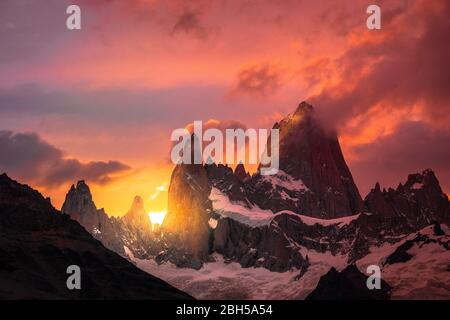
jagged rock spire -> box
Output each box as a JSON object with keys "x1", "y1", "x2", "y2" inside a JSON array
[
  {"x1": 122, "y1": 195, "x2": 152, "y2": 236},
  {"x1": 251, "y1": 101, "x2": 364, "y2": 218}
]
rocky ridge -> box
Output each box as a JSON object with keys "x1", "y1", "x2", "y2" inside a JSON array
[{"x1": 0, "y1": 173, "x2": 192, "y2": 299}]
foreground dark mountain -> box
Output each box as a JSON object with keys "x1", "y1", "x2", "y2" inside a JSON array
[
  {"x1": 0, "y1": 173, "x2": 192, "y2": 299},
  {"x1": 306, "y1": 265, "x2": 391, "y2": 300}
]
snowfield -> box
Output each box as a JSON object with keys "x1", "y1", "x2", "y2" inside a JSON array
[
  {"x1": 210, "y1": 187, "x2": 275, "y2": 227},
  {"x1": 356, "y1": 224, "x2": 450, "y2": 300},
  {"x1": 123, "y1": 223, "x2": 449, "y2": 300},
  {"x1": 125, "y1": 250, "x2": 344, "y2": 300}
]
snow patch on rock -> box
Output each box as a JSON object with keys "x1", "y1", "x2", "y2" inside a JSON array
[
  {"x1": 211, "y1": 187, "x2": 362, "y2": 228},
  {"x1": 260, "y1": 170, "x2": 309, "y2": 192}
]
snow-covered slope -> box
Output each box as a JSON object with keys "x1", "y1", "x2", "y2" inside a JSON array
[
  {"x1": 125, "y1": 223, "x2": 449, "y2": 300},
  {"x1": 357, "y1": 224, "x2": 450, "y2": 299},
  {"x1": 125, "y1": 249, "x2": 346, "y2": 300}
]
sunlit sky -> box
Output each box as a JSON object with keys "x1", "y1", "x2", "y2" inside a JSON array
[{"x1": 0, "y1": 0, "x2": 449, "y2": 216}]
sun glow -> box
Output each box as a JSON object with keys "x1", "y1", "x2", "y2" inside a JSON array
[{"x1": 148, "y1": 211, "x2": 167, "y2": 228}]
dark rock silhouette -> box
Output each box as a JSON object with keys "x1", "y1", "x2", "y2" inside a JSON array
[
  {"x1": 306, "y1": 265, "x2": 391, "y2": 300},
  {"x1": 364, "y1": 169, "x2": 450, "y2": 232},
  {"x1": 0, "y1": 173, "x2": 192, "y2": 299},
  {"x1": 234, "y1": 163, "x2": 250, "y2": 182}
]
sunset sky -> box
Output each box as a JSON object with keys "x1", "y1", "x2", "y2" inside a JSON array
[{"x1": 0, "y1": 0, "x2": 449, "y2": 216}]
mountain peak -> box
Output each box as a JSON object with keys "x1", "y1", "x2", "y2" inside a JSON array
[
  {"x1": 253, "y1": 101, "x2": 364, "y2": 218},
  {"x1": 131, "y1": 195, "x2": 145, "y2": 211},
  {"x1": 122, "y1": 195, "x2": 152, "y2": 235},
  {"x1": 61, "y1": 180, "x2": 98, "y2": 230},
  {"x1": 404, "y1": 168, "x2": 440, "y2": 192},
  {"x1": 374, "y1": 182, "x2": 381, "y2": 191},
  {"x1": 125, "y1": 195, "x2": 147, "y2": 217},
  {"x1": 234, "y1": 163, "x2": 250, "y2": 182},
  {"x1": 294, "y1": 101, "x2": 314, "y2": 115},
  {"x1": 75, "y1": 180, "x2": 91, "y2": 194},
  {"x1": 364, "y1": 169, "x2": 450, "y2": 227}
]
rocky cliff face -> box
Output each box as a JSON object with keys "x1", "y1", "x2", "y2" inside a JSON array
[
  {"x1": 247, "y1": 102, "x2": 363, "y2": 219},
  {"x1": 61, "y1": 180, "x2": 125, "y2": 255},
  {"x1": 213, "y1": 214, "x2": 310, "y2": 272},
  {"x1": 205, "y1": 163, "x2": 252, "y2": 206},
  {"x1": 0, "y1": 173, "x2": 192, "y2": 299},
  {"x1": 365, "y1": 169, "x2": 450, "y2": 231},
  {"x1": 61, "y1": 180, "x2": 126, "y2": 256},
  {"x1": 162, "y1": 162, "x2": 212, "y2": 266},
  {"x1": 61, "y1": 181, "x2": 155, "y2": 259},
  {"x1": 61, "y1": 180, "x2": 100, "y2": 232}
]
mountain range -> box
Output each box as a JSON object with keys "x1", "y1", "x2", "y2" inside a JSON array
[{"x1": 1, "y1": 101, "x2": 448, "y2": 299}]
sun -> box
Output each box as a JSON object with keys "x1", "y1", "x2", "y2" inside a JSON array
[{"x1": 148, "y1": 211, "x2": 167, "y2": 228}]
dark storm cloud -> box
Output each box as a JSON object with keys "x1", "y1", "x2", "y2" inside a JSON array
[{"x1": 0, "y1": 130, "x2": 130, "y2": 187}]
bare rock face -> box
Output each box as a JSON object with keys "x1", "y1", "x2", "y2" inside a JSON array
[
  {"x1": 61, "y1": 181, "x2": 152, "y2": 259},
  {"x1": 205, "y1": 163, "x2": 252, "y2": 206},
  {"x1": 365, "y1": 169, "x2": 450, "y2": 230},
  {"x1": 247, "y1": 102, "x2": 364, "y2": 219},
  {"x1": 162, "y1": 162, "x2": 212, "y2": 263},
  {"x1": 213, "y1": 214, "x2": 309, "y2": 272},
  {"x1": 61, "y1": 181, "x2": 124, "y2": 255},
  {"x1": 61, "y1": 180, "x2": 99, "y2": 232}
]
